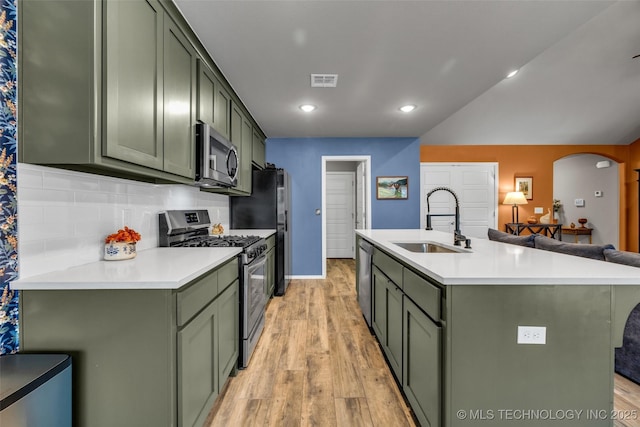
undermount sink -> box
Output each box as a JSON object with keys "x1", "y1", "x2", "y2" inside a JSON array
[{"x1": 392, "y1": 241, "x2": 465, "y2": 253}]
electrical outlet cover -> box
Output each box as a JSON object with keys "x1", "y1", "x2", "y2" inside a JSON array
[{"x1": 517, "y1": 326, "x2": 546, "y2": 344}]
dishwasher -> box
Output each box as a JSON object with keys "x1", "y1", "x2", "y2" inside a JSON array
[{"x1": 357, "y1": 239, "x2": 374, "y2": 328}]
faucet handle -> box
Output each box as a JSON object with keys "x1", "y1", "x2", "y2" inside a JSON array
[{"x1": 465, "y1": 238, "x2": 472, "y2": 249}]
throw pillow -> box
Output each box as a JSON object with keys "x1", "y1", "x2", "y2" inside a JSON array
[
  {"x1": 604, "y1": 249, "x2": 640, "y2": 268},
  {"x1": 534, "y1": 235, "x2": 614, "y2": 261},
  {"x1": 487, "y1": 228, "x2": 536, "y2": 248}
]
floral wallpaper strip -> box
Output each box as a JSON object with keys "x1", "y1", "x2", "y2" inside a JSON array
[{"x1": 0, "y1": 0, "x2": 18, "y2": 355}]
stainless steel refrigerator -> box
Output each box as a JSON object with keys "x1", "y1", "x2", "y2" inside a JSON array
[{"x1": 231, "y1": 167, "x2": 291, "y2": 296}]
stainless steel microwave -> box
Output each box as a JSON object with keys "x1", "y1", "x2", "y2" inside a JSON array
[{"x1": 195, "y1": 122, "x2": 238, "y2": 188}]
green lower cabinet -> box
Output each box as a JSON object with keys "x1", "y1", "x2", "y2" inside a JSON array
[
  {"x1": 403, "y1": 296, "x2": 441, "y2": 427},
  {"x1": 266, "y1": 248, "x2": 275, "y2": 298},
  {"x1": 372, "y1": 266, "x2": 388, "y2": 345},
  {"x1": 218, "y1": 280, "x2": 240, "y2": 388},
  {"x1": 386, "y1": 282, "x2": 404, "y2": 382},
  {"x1": 372, "y1": 266, "x2": 403, "y2": 382},
  {"x1": 366, "y1": 244, "x2": 630, "y2": 427},
  {"x1": 20, "y1": 259, "x2": 240, "y2": 427},
  {"x1": 178, "y1": 298, "x2": 219, "y2": 427}
]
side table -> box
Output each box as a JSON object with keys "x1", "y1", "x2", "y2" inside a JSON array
[
  {"x1": 561, "y1": 227, "x2": 593, "y2": 244},
  {"x1": 505, "y1": 223, "x2": 563, "y2": 240}
]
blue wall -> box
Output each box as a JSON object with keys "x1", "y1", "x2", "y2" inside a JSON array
[{"x1": 266, "y1": 137, "x2": 421, "y2": 276}]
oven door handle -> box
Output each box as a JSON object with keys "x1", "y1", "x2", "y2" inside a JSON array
[{"x1": 246, "y1": 254, "x2": 267, "y2": 272}]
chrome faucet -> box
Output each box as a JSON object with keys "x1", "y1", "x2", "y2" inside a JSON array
[{"x1": 425, "y1": 187, "x2": 471, "y2": 248}]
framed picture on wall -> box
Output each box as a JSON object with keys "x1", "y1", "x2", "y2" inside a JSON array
[
  {"x1": 376, "y1": 176, "x2": 408, "y2": 199},
  {"x1": 515, "y1": 177, "x2": 533, "y2": 200}
]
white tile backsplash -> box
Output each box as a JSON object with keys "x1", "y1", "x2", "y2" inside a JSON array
[{"x1": 17, "y1": 163, "x2": 230, "y2": 278}]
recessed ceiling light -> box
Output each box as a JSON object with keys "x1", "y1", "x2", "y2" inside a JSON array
[
  {"x1": 506, "y1": 69, "x2": 519, "y2": 78},
  {"x1": 399, "y1": 104, "x2": 416, "y2": 113},
  {"x1": 299, "y1": 104, "x2": 316, "y2": 113}
]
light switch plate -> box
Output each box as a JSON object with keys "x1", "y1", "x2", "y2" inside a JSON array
[
  {"x1": 534, "y1": 207, "x2": 543, "y2": 214},
  {"x1": 517, "y1": 326, "x2": 546, "y2": 344},
  {"x1": 574, "y1": 198, "x2": 585, "y2": 207}
]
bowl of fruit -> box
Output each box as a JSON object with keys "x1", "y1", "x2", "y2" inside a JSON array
[{"x1": 104, "y1": 226, "x2": 141, "y2": 261}]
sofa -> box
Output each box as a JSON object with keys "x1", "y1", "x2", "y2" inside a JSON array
[{"x1": 488, "y1": 228, "x2": 640, "y2": 385}]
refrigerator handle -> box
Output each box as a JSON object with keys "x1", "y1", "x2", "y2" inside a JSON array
[{"x1": 285, "y1": 210, "x2": 288, "y2": 232}]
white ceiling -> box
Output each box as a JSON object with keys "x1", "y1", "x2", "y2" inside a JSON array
[{"x1": 175, "y1": 0, "x2": 640, "y2": 145}]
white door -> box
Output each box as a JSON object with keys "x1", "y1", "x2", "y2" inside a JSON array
[
  {"x1": 420, "y1": 163, "x2": 498, "y2": 239},
  {"x1": 355, "y1": 162, "x2": 366, "y2": 230},
  {"x1": 327, "y1": 172, "x2": 355, "y2": 258}
]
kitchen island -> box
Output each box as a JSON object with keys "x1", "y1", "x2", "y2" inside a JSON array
[{"x1": 356, "y1": 229, "x2": 640, "y2": 427}]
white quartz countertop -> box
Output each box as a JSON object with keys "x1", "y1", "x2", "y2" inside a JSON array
[
  {"x1": 11, "y1": 229, "x2": 276, "y2": 291},
  {"x1": 357, "y1": 229, "x2": 640, "y2": 285}
]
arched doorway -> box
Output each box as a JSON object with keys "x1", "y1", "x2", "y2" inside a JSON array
[{"x1": 553, "y1": 153, "x2": 619, "y2": 247}]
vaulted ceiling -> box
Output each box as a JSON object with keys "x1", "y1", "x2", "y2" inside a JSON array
[{"x1": 175, "y1": 0, "x2": 640, "y2": 145}]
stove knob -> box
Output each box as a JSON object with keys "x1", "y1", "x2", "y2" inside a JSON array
[{"x1": 247, "y1": 249, "x2": 255, "y2": 257}]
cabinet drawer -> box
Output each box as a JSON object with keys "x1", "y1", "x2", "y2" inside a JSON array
[
  {"x1": 403, "y1": 268, "x2": 441, "y2": 321},
  {"x1": 373, "y1": 249, "x2": 403, "y2": 287},
  {"x1": 217, "y1": 258, "x2": 239, "y2": 292},
  {"x1": 177, "y1": 269, "x2": 218, "y2": 327}
]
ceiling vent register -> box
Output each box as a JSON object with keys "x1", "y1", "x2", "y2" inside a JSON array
[{"x1": 311, "y1": 74, "x2": 338, "y2": 88}]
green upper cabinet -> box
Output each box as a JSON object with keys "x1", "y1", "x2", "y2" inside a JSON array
[
  {"x1": 230, "y1": 101, "x2": 253, "y2": 194},
  {"x1": 252, "y1": 128, "x2": 266, "y2": 169},
  {"x1": 19, "y1": 0, "x2": 195, "y2": 183},
  {"x1": 163, "y1": 17, "x2": 196, "y2": 178},
  {"x1": 197, "y1": 61, "x2": 231, "y2": 141},
  {"x1": 104, "y1": 0, "x2": 164, "y2": 171},
  {"x1": 104, "y1": 0, "x2": 195, "y2": 179},
  {"x1": 214, "y1": 83, "x2": 232, "y2": 141},
  {"x1": 19, "y1": 0, "x2": 265, "y2": 188},
  {"x1": 197, "y1": 61, "x2": 215, "y2": 127}
]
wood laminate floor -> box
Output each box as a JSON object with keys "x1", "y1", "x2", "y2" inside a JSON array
[
  {"x1": 205, "y1": 258, "x2": 416, "y2": 426},
  {"x1": 206, "y1": 258, "x2": 640, "y2": 427}
]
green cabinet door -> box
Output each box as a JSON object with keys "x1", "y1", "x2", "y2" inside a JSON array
[
  {"x1": 372, "y1": 266, "x2": 387, "y2": 343},
  {"x1": 241, "y1": 114, "x2": 254, "y2": 191},
  {"x1": 372, "y1": 266, "x2": 403, "y2": 381},
  {"x1": 214, "y1": 80, "x2": 232, "y2": 141},
  {"x1": 252, "y1": 128, "x2": 266, "y2": 169},
  {"x1": 197, "y1": 60, "x2": 216, "y2": 127},
  {"x1": 230, "y1": 101, "x2": 252, "y2": 194},
  {"x1": 104, "y1": 0, "x2": 164, "y2": 170},
  {"x1": 266, "y1": 248, "x2": 275, "y2": 298},
  {"x1": 178, "y1": 299, "x2": 219, "y2": 427},
  {"x1": 197, "y1": 61, "x2": 231, "y2": 141},
  {"x1": 386, "y1": 278, "x2": 404, "y2": 382},
  {"x1": 403, "y1": 297, "x2": 441, "y2": 427},
  {"x1": 217, "y1": 280, "x2": 239, "y2": 389},
  {"x1": 163, "y1": 16, "x2": 196, "y2": 178}
]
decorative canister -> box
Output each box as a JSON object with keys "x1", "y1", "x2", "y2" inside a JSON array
[{"x1": 104, "y1": 241, "x2": 137, "y2": 261}]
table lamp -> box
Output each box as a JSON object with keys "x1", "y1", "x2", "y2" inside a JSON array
[{"x1": 503, "y1": 191, "x2": 528, "y2": 224}]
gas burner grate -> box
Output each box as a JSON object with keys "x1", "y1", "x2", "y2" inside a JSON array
[{"x1": 172, "y1": 235, "x2": 262, "y2": 249}]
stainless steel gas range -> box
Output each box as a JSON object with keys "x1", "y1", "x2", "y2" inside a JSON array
[{"x1": 159, "y1": 210, "x2": 268, "y2": 369}]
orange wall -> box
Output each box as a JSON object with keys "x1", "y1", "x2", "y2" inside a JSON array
[{"x1": 420, "y1": 144, "x2": 639, "y2": 250}]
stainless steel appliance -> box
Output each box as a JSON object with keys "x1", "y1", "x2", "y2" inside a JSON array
[
  {"x1": 230, "y1": 167, "x2": 291, "y2": 296},
  {"x1": 158, "y1": 210, "x2": 267, "y2": 368},
  {"x1": 195, "y1": 122, "x2": 239, "y2": 188},
  {"x1": 358, "y1": 238, "x2": 374, "y2": 328},
  {"x1": 0, "y1": 354, "x2": 72, "y2": 427}
]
